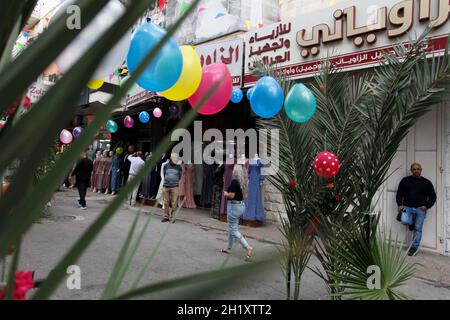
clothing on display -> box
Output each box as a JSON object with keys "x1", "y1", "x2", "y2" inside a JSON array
[
  {"x1": 95, "y1": 156, "x2": 107, "y2": 190},
  {"x1": 244, "y1": 158, "x2": 265, "y2": 222},
  {"x1": 150, "y1": 156, "x2": 165, "y2": 198},
  {"x1": 141, "y1": 156, "x2": 154, "y2": 199},
  {"x1": 178, "y1": 164, "x2": 186, "y2": 199},
  {"x1": 200, "y1": 163, "x2": 215, "y2": 207},
  {"x1": 86, "y1": 147, "x2": 96, "y2": 161},
  {"x1": 181, "y1": 163, "x2": 196, "y2": 208},
  {"x1": 91, "y1": 155, "x2": 101, "y2": 188},
  {"x1": 110, "y1": 155, "x2": 123, "y2": 192},
  {"x1": 211, "y1": 163, "x2": 224, "y2": 219},
  {"x1": 101, "y1": 156, "x2": 112, "y2": 191},
  {"x1": 121, "y1": 153, "x2": 132, "y2": 186},
  {"x1": 156, "y1": 160, "x2": 169, "y2": 206},
  {"x1": 194, "y1": 163, "x2": 203, "y2": 196}
]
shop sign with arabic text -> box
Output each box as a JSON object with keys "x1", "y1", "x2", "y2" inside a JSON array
[
  {"x1": 244, "y1": 0, "x2": 450, "y2": 86},
  {"x1": 195, "y1": 38, "x2": 244, "y2": 87}
]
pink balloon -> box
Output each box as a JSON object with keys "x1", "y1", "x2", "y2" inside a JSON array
[
  {"x1": 124, "y1": 115, "x2": 134, "y2": 128},
  {"x1": 153, "y1": 108, "x2": 162, "y2": 118},
  {"x1": 59, "y1": 129, "x2": 73, "y2": 144},
  {"x1": 188, "y1": 62, "x2": 232, "y2": 115}
]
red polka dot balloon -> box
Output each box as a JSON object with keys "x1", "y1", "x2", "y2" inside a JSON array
[{"x1": 313, "y1": 150, "x2": 341, "y2": 178}]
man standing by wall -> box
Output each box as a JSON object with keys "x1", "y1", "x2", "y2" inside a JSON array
[
  {"x1": 162, "y1": 153, "x2": 182, "y2": 223},
  {"x1": 71, "y1": 151, "x2": 94, "y2": 210},
  {"x1": 396, "y1": 163, "x2": 437, "y2": 256},
  {"x1": 127, "y1": 151, "x2": 145, "y2": 206}
]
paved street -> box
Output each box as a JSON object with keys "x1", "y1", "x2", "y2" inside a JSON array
[{"x1": 15, "y1": 189, "x2": 450, "y2": 300}]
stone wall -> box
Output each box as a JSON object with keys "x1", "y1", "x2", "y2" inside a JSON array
[{"x1": 263, "y1": 179, "x2": 286, "y2": 223}]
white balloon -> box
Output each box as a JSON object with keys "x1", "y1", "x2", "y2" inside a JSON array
[{"x1": 52, "y1": 0, "x2": 131, "y2": 80}]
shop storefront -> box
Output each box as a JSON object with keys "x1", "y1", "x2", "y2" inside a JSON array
[{"x1": 240, "y1": 0, "x2": 450, "y2": 254}]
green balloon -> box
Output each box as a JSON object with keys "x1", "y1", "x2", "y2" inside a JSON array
[
  {"x1": 180, "y1": 2, "x2": 190, "y2": 15},
  {"x1": 284, "y1": 83, "x2": 316, "y2": 123},
  {"x1": 106, "y1": 120, "x2": 118, "y2": 133}
]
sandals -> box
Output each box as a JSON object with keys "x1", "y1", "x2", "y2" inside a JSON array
[
  {"x1": 221, "y1": 249, "x2": 231, "y2": 254},
  {"x1": 245, "y1": 247, "x2": 253, "y2": 260}
]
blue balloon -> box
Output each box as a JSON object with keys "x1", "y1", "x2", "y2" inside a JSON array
[
  {"x1": 139, "y1": 111, "x2": 150, "y2": 123},
  {"x1": 284, "y1": 83, "x2": 317, "y2": 123},
  {"x1": 246, "y1": 87, "x2": 254, "y2": 100},
  {"x1": 127, "y1": 23, "x2": 183, "y2": 92},
  {"x1": 250, "y1": 77, "x2": 284, "y2": 118},
  {"x1": 230, "y1": 87, "x2": 243, "y2": 103}
]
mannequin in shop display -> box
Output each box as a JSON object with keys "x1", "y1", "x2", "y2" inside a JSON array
[
  {"x1": 219, "y1": 154, "x2": 235, "y2": 218},
  {"x1": 110, "y1": 149, "x2": 123, "y2": 195},
  {"x1": 200, "y1": 160, "x2": 215, "y2": 207},
  {"x1": 141, "y1": 152, "x2": 153, "y2": 199},
  {"x1": 244, "y1": 153, "x2": 265, "y2": 222},
  {"x1": 121, "y1": 148, "x2": 133, "y2": 187},
  {"x1": 91, "y1": 151, "x2": 102, "y2": 192},
  {"x1": 102, "y1": 151, "x2": 113, "y2": 194},
  {"x1": 95, "y1": 150, "x2": 109, "y2": 193},
  {"x1": 86, "y1": 145, "x2": 95, "y2": 161},
  {"x1": 155, "y1": 155, "x2": 169, "y2": 208},
  {"x1": 211, "y1": 160, "x2": 225, "y2": 219},
  {"x1": 194, "y1": 161, "x2": 203, "y2": 205},
  {"x1": 148, "y1": 153, "x2": 165, "y2": 199}
]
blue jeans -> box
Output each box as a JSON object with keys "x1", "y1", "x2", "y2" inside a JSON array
[
  {"x1": 401, "y1": 206, "x2": 427, "y2": 250},
  {"x1": 227, "y1": 202, "x2": 249, "y2": 249}
]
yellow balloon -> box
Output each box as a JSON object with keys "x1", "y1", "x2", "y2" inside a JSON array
[
  {"x1": 87, "y1": 78, "x2": 105, "y2": 90},
  {"x1": 160, "y1": 46, "x2": 202, "y2": 101}
]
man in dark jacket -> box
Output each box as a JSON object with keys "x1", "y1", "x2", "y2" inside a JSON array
[
  {"x1": 71, "y1": 151, "x2": 94, "y2": 210},
  {"x1": 396, "y1": 163, "x2": 436, "y2": 256}
]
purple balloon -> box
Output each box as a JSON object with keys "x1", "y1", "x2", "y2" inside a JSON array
[
  {"x1": 72, "y1": 126, "x2": 83, "y2": 139},
  {"x1": 169, "y1": 104, "x2": 179, "y2": 116},
  {"x1": 124, "y1": 115, "x2": 134, "y2": 128}
]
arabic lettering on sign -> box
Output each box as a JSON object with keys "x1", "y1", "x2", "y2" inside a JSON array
[
  {"x1": 232, "y1": 76, "x2": 241, "y2": 85},
  {"x1": 247, "y1": 23, "x2": 293, "y2": 69},
  {"x1": 125, "y1": 90, "x2": 156, "y2": 108},
  {"x1": 297, "y1": 0, "x2": 450, "y2": 58},
  {"x1": 244, "y1": 34, "x2": 449, "y2": 85},
  {"x1": 199, "y1": 45, "x2": 240, "y2": 66}
]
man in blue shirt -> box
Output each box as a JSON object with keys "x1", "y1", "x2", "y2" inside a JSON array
[
  {"x1": 396, "y1": 163, "x2": 436, "y2": 256},
  {"x1": 162, "y1": 153, "x2": 182, "y2": 223}
]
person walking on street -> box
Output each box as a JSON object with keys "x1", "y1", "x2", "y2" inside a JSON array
[
  {"x1": 127, "y1": 151, "x2": 145, "y2": 206},
  {"x1": 221, "y1": 165, "x2": 253, "y2": 260},
  {"x1": 71, "y1": 151, "x2": 94, "y2": 210},
  {"x1": 396, "y1": 162, "x2": 436, "y2": 256},
  {"x1": 162, "y1": 153, "x2": 182, "y2": 223}
]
